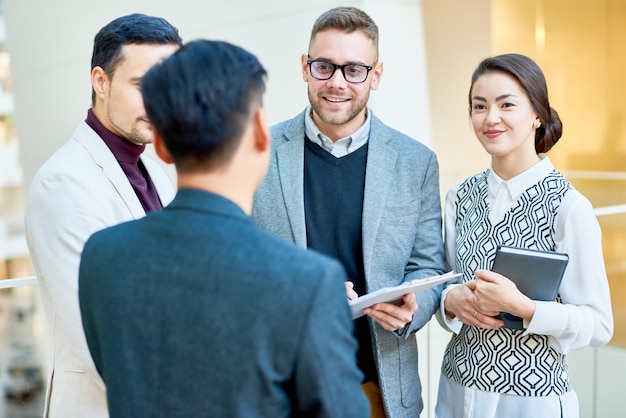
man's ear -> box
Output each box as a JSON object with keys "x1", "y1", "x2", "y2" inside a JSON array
[
  {"x1": 91, "y1": 66, "x2": 108, "y2": 99},
  {"x1": 301, "y1": 53, "x2": 310, "y2": 82},
  {"x1": 253, "y1": 107, "x2": 270, "y2": 153},
  {"x1": 370, "y1": 61, "x2": 384, "y2": 91},
  {"x1": 153, "y1": 133, "x2": 173, "y2": 164}
]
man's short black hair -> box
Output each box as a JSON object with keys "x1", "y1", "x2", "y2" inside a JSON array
[
  {"x1": 141, "y1": 39, "x2": 267, "y2": 172},
  {"x1": 90, "y1": 13, "x2": 182, "y2": 104}
]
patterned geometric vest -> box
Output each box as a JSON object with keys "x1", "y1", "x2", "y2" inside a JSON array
[{"x1": 441, "y1": 169, "x2": 573, "y2": 396}]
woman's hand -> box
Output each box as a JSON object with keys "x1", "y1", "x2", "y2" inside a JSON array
[
  {"x1": 473, "y1": 269, "x2": 536, "y2": 323},
  {"x1": 444, "y1": 281, "x2": 503, "y2": 329}
]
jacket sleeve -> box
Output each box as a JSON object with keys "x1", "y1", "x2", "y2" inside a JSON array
[
  {"x1": 293, "y1": 260, "x2": 370, "y2": 417},
  {"x1": 25, "y1": 171, "x2": 113, "y2": 391},
  {"x1": 402, "y1": 150, "x2": 446, "y2": 335}
]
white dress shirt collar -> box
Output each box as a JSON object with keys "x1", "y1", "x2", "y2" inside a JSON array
[
  {"x1": 488, "y1": 156, "x2": 555, "y2": 200},
  {"x1": 304, "y1": 105, "x2": 370, "y2": 158},
  {"x1": 487, "y1": 156, "x2": 555, "y2": 223}
]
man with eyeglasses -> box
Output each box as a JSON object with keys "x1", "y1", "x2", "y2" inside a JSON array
[{"x1": 252, "y1": 6, "x2": 445, "y2": 418}]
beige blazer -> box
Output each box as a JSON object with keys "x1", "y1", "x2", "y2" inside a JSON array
[{"x1": 25, "y1": 121, "x2": 175, "y2": 418}]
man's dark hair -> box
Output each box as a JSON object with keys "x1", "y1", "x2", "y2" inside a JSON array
[
  {"x1": 310, "y1": 7, "x2": 379, "y2": 59},
  {"x1": 141, "y1": 39, "x2": 267, "y2": 173},
  {"x1": 90, "y1": 13, "x2": 182, "y2": 103}
]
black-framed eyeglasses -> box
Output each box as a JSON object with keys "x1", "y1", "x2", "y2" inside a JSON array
[{"x1": 306, "y1": 58, "x2": 374, "y2": 84}]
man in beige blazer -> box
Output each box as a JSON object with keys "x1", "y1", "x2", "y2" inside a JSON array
[{"x1": 24, "y1": 14, "x2": 181, "y2": 418}]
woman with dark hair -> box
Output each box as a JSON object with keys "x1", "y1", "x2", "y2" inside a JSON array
[{"x1": 435, "y1": 53, "x2": 613, "y2": 417}]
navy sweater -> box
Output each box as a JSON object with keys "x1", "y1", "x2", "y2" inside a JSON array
[{"x1": 304, "y1": 137, "x2": 376, "y2": 383}]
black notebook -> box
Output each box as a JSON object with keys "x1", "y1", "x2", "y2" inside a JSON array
[{"x1": 491, "y1": 245, "x2": 569, "y2": 329}]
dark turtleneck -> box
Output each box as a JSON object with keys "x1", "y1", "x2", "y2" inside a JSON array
[{"x1": 85, "y1": 108, "x2": 162, "y2": 213}]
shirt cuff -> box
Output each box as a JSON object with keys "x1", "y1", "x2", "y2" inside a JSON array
[
  {"x1": 439, "y1": 284, "x2": 464, "y2": 334},
  {"x1": 523, "y1": 300, "x2": 567, "y2": 336}
]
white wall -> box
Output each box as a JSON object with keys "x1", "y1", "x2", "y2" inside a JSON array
[
  {"x1": 2, "y1": 0, "x2": 432, "y2": 187},
  {"x1": 422, "y1": 0, "x2": 492, "y2": 192}
]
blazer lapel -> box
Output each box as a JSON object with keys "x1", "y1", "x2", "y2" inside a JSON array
[
  {"x1": 75, "y1": 122, "x2": 146, "y2": 219},
  {"x1": 276, "y1": 127, "x2": 308, "y2": 247},
  {"x1": 141, "y1": 154, "x2": 175, "y2": 207},
  {"x1": 362, "y1": 116, "x2": 397, "y2": 279}
]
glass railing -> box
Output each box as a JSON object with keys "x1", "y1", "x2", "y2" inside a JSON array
[{"x1": 0, "y1": 276, "x2": 35, "y2": 289}]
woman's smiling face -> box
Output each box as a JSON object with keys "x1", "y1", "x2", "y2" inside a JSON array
[{"x1": 470, "y1": 71, "x2": 540, "y2": 160}]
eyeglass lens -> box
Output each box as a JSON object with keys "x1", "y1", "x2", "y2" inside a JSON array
[{"x1": 309, "y1": 61, "x2": 370, "y2": 83}]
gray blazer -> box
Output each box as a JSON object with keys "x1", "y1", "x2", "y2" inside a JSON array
[{"x1": 252, "y1": 110, "x2": 446, "y2": 417}]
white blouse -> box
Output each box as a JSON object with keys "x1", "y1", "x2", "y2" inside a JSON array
[{"x1": 436, "y1": 156, "x2": 614, "y2": 418}]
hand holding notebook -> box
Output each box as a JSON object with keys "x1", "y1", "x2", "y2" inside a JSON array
[{"x1": 490, "y1": 245, "x2": 569, "y2": 329}]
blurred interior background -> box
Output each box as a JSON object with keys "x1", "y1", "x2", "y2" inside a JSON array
[{"x1": 0, "y1": 1, "x2": 624, "y2": 417}]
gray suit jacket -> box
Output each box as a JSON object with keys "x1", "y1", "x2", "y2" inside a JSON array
[{"x1": 252, "y1": 110, "x2": 446, "y2": 418}]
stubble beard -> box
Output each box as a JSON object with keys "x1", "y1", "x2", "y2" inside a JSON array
[
  {"x1": 126, "y1": 124, "x2": 153, "y2": 145},
  {"x1": 308, "y1": 87, "x2": 369, "y2": 127},
  {"x1": 107, "y1": 109, "x2": 153, "y2": 145}
]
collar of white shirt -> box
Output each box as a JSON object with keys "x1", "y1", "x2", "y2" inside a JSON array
[
  {"x1": 488, "y1": 156, "x2": 555, "y2": 200},
  {"x1": 487, "y1": 156, "x2": 555, "y2": 222},
  {"x1": 304, "y1": 105, "x2": 371, "y2": 158}
]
